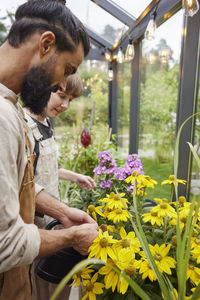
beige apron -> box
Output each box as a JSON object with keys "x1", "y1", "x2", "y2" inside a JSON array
[
  {"x1": 25, "y1": 115, "x2": 71, "y2": 300},
  {"x1": 0, "y1": 127, "x2": 35, "y2": 300}
]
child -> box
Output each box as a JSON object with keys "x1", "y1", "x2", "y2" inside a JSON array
[{"x1": 24, "y1": 73, "x2": 95, "y2": 300}]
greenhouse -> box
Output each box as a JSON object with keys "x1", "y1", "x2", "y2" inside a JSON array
[{"x1": 1, "y1": 0, "x2": 200, "y2": 299}]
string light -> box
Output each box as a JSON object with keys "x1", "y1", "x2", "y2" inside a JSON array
[
  {"x1": 104, "y1": 48, "x2": 111, "y2": 61},
  {"x1": 182, "y1": 0, "x2": 199, "y2": 17},
  {"x1": 145, "y1": 10, "x2": 157, "y2": 41},
  {"x1": 125, "y1": 39, "x2": 135, "y2": 61},
  {"x1": 116, "y1": 47, "x2": 124, "y2": 63},
  {"x1": 107, "y1": 67, "x2": 113, "y2": 81}
]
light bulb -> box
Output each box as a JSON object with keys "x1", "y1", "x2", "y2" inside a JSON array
[
  {"x1": 183, "y1": 0, "x2": 199, "y2": 17},
  {"x1": 145, "y1": 19, "x2": 157, "y2": 40},
  {"x1": 117, "y1": 47, "x2": 124, "y2": 63},
  {"x1": 104, "y1": 50, "x2": 111, "y2": 61},
  {"x1": 108, "y1": 68, "x2": 113, "y2": 81},
  {"x1": 125, "y1": 39, "x2": 135, "y2": 61}
]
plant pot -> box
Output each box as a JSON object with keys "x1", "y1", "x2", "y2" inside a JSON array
[{"x1": 35, "y1": 219, "x2": 87, "y2": 284}]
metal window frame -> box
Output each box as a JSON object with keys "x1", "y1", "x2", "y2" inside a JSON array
[
  {"x1": 90, "y1": 0, "x2": 136, "y2": 27},
  {"x1": 175, "y1": 10, "x2": 200, "y2": 199}
]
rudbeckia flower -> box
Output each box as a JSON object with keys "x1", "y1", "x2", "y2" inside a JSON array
[
  {"x1": 151, "y1": 199, "x2": 176, "y2": 218},
  {"x1": 99, "y1": 192, "x2": 129, "y2": 210},
  {"x1": 71, "y1": 265, "x2": 94, "y2": 287},
  {"x1": 161, "y1": 175, "x2": 186, "y2": 185},
  {"x1": 82, "y1": 272, "x2": 104, "y2": 300},
  {"x1": 187, "y1": 264, "x2": 200, "y2": 285},
  {"x1": 87, "y1": 204, "x2": 104, "y2": 221},
  {"x1": 107, "y1": 208, "x2": 130, "y2": 223},
  {"x1": 115, "y1": 227, "x2": 141, "y2": 254},
  {"x1": 98, "y1": 258, "x2": 120, "y2": 293},
  {"x1": 143, "y1": 210, "x2": 164, "y2": 226},
  {"x1": 88, "y1": 230, "x2": 117, "y2": 262},
  {"x1": 149, "y1": 244, "x2": 176, "y2": 274}
]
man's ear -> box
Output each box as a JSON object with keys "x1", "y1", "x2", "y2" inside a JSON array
[{"x1": 39, "y1": 31, "x2": 56, "y2": 57}]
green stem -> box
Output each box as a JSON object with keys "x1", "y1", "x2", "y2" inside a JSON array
[{"x1": 163, "y1": 218, "x2": 167, "y2": 243}]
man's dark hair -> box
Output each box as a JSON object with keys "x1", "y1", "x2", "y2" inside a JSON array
[{"x1": 7, "y1": 0, "x2": 90, "y2": 56}]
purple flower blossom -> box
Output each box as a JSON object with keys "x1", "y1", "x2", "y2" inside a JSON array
[
  {"x1": 93, "y1": 150, "x2": 117, "y2": 176},
  {"x1": 99, "y1": 179, "x2": 112, "y2": 189}
]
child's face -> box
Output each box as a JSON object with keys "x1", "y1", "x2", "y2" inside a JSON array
[{"x1": 44, "y1": 89, "x2": 73, "y2": 118}]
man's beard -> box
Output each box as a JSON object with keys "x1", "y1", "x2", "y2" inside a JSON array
[{"x1": 21, "y1": 63, "x2": 59, "y2": 115}]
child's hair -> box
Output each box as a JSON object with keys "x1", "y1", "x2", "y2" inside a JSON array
[{"x1": 65, "y1": 73, "x2": 83, "y2": 99}]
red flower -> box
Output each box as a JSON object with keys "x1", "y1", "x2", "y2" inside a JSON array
[{"x1": 81, "y1": 127, "x2": 91, "y2": 148}]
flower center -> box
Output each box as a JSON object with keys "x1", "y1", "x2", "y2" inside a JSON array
[
  {"x1": 151, "y1": 211, "x2": 158, "y2": 217},
  {"x1": 171, "y1": 235, "x2": 177, "y2": 246},
  {"x1": 169, "y1": 175, "x2": 175, "y2": 181},
  {"x1": 115, "y1": 208, "x2": 122, "y2": 215},
  {"x1": 178, "y1": 196, "x2": 186, "y2": 203},
  {"x1": 195, "y1": 238, "x2": 200, "y2": 245},
  {"x1": 86, "y1": 282, "x2": 94, "y2": 292},
  {"x1": 126, "y1": 264, "x2": 136, "y2": 276},
  {"x1": 100, "y1": 237, "x2": 109, "y2": 247},
  {"x1": 154, "y1": 252, "x2": 162, "y2": 261},
  {"x1": 189, "y1": 265, "x2": 194, "y2": 270},
  {"x1": 109, "y1": 192, "x2": 115, "y2": 198},
  {"x1": 180, "y1": 216, "x2": 187, "y2": 223},
  {"x1": 76, "y1": 270, "x2": 82, "y2": 277},
  {"x1": 88, "y1": 205, "x2": 95, "y2": 213},
  {"x1": 121, "y1": 238, "x2": 130, "y2": 248},
  {"x1": 114, "y1": 195, "x2": 120, "y2": 201},
  {"x1": 160, "y1": 203, "x2": 168, "y2": 209}
]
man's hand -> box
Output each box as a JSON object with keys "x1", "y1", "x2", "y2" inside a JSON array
[
  {"x1": 60, "y1": 206, "x2": 97, "y2": 228},
  {"x1": 75, "y1": 174, "x2": 96, "y2": 190},
  {"x1": 71, "y1": 223, "x2": 99, "y2": 255}
]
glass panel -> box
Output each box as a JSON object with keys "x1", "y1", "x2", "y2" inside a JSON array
[
  {"x1": 190, "y1": 73, "x2": 200, "y2": 199},
  {"x1": 117, "y1": 63, "x2": 131, "y2": 157},
  {"x1": 139, "y1": 10, "x2": 183, "y2": 199},
  {"x1": 111, "y1": 0, "x2": 152, "y2": 18},
  {"x1": 67, "y1": 0, "x2": 128, "y2": 45}
]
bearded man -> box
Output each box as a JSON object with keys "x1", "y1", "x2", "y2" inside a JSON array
[{"x1": 0, "y1": 1, "x2": 98, "y2": 299}]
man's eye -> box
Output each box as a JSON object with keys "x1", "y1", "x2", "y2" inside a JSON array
[{"x1": 64, "y1": 69, "x2": 72, "y2": 77}]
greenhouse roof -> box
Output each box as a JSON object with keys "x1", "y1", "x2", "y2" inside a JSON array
[{"x1": 66, "y1": 0, "x2": 182, "y2": 59}]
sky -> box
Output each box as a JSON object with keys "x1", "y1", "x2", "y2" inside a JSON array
[{"x1": 0, "y1": 0, "x2": 183, "y2": 61}]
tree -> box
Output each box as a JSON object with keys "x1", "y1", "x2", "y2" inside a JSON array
[{"x1": 0, "y1": 11, "x2": 15, "y2": 46}]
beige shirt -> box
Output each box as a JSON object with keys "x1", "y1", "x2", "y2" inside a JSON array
[{"x1": 0, "y1": 83, "x2": 40, "y2": 272}]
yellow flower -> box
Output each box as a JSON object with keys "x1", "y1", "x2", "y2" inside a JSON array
[
  {"x1": 115, "y1": 227, "x2": 141, "y2": 254},
  {"x1": 191, "y1": 237, "x2": 200, "y2": 249},
  {"x1": 161, "y1": 174, "x2": 186, "y2": 185},
  {"x1": 98, "y1": 258, "x2": 120, "y2": 293},
  {"x1": 139, "y1": 260, "x2": 157, "y2": 282},
  {"x1": 82, "y1": 272, "x2": 104, "y2": 300},
  {"x1": 124, "y1": 170, "x2": 139, "y2": 184},
  {"x1": 125, "y1": 172, "x2": 157, "y2": 189},
  {"x1": 107, "y1": 208, "x2": 129, "y2": 223},
  {"x1": 191, "y1": 246, "x2": 200, "y2": 264},
  {"x1": 151, "y1": 199, "x2": 176, "y2": 218},
  {"x1": 149, "y1": 244, "x2": 176, "y2": 274},
  {"x1": 136, "y1": 175, "x2": 158, "y2": 189},
  {"x1": 187, "y1": 264, "x2": 200, "y2": 285},
  {"x1": 88, "y1": 230, "x2": 117, "y2": 262},
  {"x1": 115, "y1": 249, "x2": 140, "y2": 294},
  {"x1": 169, "y1": 215, "x2": 185, "y2": 233},
  {"x1": 87, "y1": 205, "x2": 104, "y2": 221},
  {"x1": 71, "y1": 265, "x2": 94, "y2": 287},
  {"x1": 143, "y1": 210, "x2": 164, "y2": 226},
  {"x1": 99, "y1": 192, "x2": 129, "y2": 210}
]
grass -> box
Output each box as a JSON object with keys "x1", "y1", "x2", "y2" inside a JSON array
[{"x1": 141, "y1": 157, "x2": 173, "y2": 201}]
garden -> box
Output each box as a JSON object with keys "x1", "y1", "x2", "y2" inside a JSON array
[{"x1": 2, "y1": 0, "x2": 200, "y2": 299}]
